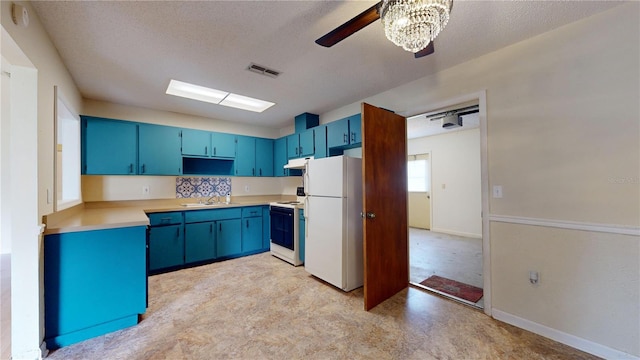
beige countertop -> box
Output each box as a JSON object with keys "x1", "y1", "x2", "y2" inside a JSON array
[{"x1": 43, "y1": 195, "x2": 293, "y2": 235}]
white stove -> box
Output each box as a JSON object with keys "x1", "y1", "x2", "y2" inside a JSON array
[{"x1": 269, "y1": 192, "x2": 305, "y2": 266}]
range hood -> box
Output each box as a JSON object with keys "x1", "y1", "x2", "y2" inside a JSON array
[{"x1": 284, "y1": 156, "x2": 314, "y2": 169}]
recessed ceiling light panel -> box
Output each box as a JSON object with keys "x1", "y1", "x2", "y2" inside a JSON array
[
  {"x1": 166, "y1": 79, "x2": 228, "y2": 104},
  {"x1": 166, "y1": 79, "x2": 275, "y2": 113},
  {"x1": 220, "y1": 93, "x2": 275, "y2": 113}
]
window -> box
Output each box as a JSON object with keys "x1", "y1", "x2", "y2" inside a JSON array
[
  {"x1": 55, "y1": 87, "x2": 81, "y2": 210},
  {"x1": 407, "y1": 154, "x2": 430, "y2": 192}
]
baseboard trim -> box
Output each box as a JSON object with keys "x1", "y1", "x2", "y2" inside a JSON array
[
  {"x1": 40, "y1": 340, "x2": 49, "y2": 359},
  {"x1": 492, "y1": 309, "x2": 639, "y2": 360},
  {"x1": 488, "y1": 215, "x2": 640, "y2": 236},
  {"x1": 429, "y1": 227, "x2": 482, "y2": 239}
]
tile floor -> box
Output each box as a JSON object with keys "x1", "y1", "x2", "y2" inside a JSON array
[
  {"x1": 46, "y1": 252, "x2": 597, "y2": 360},
  {"x1": 409, "y1": 228, "x2": 484, "y2": 308}
]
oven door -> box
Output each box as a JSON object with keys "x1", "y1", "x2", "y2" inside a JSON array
[{"x1": 270, "y1": 206, "x2": 294, "y2": 250}]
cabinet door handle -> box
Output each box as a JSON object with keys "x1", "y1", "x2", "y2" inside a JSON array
[
  {"x1": 214, "y1": 147, "x2": 217, "y2": 156},
  {"x1": 141, "y1": 164, "x2": 146, "y2": 173},
  {"x1": 351, "y1": 132, "x2": 355, "y2": 142},
  {"x1": 176, "y1": 227, "x2": 180, "y2": 236},
  {"x1": 205, "y1": 146, "x2": 208, "y2": 155},
  {"x1": 246, "y1": 220, "x2": 249, "y2": 228},
  {"x1": 210, "y1": 223, "x2": 213, "y2": 233},
  {"x1": 343, "y1": 133, "x2": 347, "y2": 143},
  {"x1": 252, "y1": 168, "x2": 255, "y2": 176},
  {"x1": 299, "y1": 146, "x2": 302, "y2": 154},
  {"x1": 259, "y1": 169, "x2": 262, "y2": 176},
  {"x1": 129, "y1": 163, "x2": 134, "y2": 173},
  {"x1": 219, "y1": 223, "x2": 222, "y2": 232}
]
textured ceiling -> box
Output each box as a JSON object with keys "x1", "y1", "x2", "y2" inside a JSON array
[{"x1": 30, "y1": 1, "x2": 622, "y2": 131}]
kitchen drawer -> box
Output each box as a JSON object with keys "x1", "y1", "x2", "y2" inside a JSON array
[
  {"x1": 185, "y1": 208, "x2": 241, "y2": 223},
  {"x1": 242, "y1": 206, "x2": 262, "y2": 218},
  {"x1": 148, "y1": 212, "x2": 183, "y2": 226}
]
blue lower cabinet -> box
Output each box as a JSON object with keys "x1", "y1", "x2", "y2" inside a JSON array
[
  {"x1": 148, "y1": 225, "x2": 184, "y2": 271},
  {"x1": 262, "y1": 206, "x2": 270, "y2": 250},
  {"x1": 185, "y1": 221, "x2": 216, "y2": 263},
  {"x1": 299, "y1": 209, "x2": 305, "y2": 263},
  {"x1": 44, "y1": 226, "x2": 147, "y2": 349},
  {"x1": 217, "y1": 219, "x2": 242, "y2": 257},
  {"x1": 242, "y1": 216, "x2": 263, "y2": 253}
]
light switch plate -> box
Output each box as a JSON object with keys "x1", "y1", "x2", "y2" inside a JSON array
[{"x1": 492, "y1": 185, "x2": 503, "y2": 198}]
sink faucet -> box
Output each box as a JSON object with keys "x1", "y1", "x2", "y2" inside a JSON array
[{"x1": 206, "y1": 195, "x2": 219, "y2": 204}]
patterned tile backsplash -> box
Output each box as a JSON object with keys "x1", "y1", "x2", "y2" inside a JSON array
[{"x1": 176, "y1": 177, "x2": 231, "y2": 198}]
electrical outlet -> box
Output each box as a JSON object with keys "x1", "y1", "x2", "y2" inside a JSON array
[
  {"x1": 529, "y1": 271, "x2": 539, "y2": 285},
  {"x1": 244, "y1": 185, "x2": 250, "y2": 193},
  {"x1": 142, "y1": 185, "x2": 150, "y2": 195}
]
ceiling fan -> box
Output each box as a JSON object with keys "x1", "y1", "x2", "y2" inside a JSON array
[{"x1": 315, "y1": 0, "x2": 453, "y2": 58}]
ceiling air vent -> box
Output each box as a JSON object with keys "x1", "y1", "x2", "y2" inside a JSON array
[{"x1": 248, "y1": 63, "x2": 280, "y2": 78}]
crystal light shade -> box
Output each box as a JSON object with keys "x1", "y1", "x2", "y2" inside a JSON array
[{"x1": 380, "y1": 0, "x2": 453, "y2": 53}]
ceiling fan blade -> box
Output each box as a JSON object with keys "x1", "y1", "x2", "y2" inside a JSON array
[
  {"x1": 315, "y1": 2, "x2": 381, "y2": 47},
  {"x1": 414, "y1": 42, "x2": 435, "y2": 58}
]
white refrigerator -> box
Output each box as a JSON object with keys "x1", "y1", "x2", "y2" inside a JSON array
[{"x1": 304, "y1": 155, "x2": 363, "y2": 291}]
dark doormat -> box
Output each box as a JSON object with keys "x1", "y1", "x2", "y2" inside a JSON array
[{"x1": 419, "y1": 275, "x2": 483, "y2": 303}]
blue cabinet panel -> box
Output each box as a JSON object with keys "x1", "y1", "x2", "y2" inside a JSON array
[
  {"x1": 287, "y1": 134, "x2": 299, "y2": 159},
  {"x1": 242, "y1": 216, "x2": 262, "y2": 253},
  {"x1": 44, "y1": 226, "x2": 146, "y2": 349},
  {"x1": 274, "y1": 137, "x2": 288, "y2": 177},
  {"x1": 299, "y1": 130, "x2": 314, "y2": 157},
  {"x1": 349, "y1": 114, "x2": 362, "y2": 145},
  {"x1": 148, "y1": 225, "x2": 184, "y2": 271},
  {"x1": 235, "y1": 135, "x2": 256, "y2": 176},
  {"x1": 184, "y1": 208, "x2": 241, "y2": 223},
  {"x1": 148, "y1": 211, "x2": 183, "y2": 226},
  {"x1": 138, "y1": 124, "x2": 182, "y2": 175},
  {"x1": 83, "y1": 117, "x2": 137, "y2": 175},
  {"x1": 182, "y1": 128, "x2": 211, "y2": 156},
  {"x1": 299, "y1": 209, "x2": 305, "y2": 263},
  {"x1": 185, "y1": 222, "x2": 216, "y2": 263},
  {"x1": 314, "y1": 125, "x2": 327, "y2": 159},
  {"x1": 217, "y1": 219, "x2": 242, "y2": 257},
  {"x1": 262, "y1": 206, "x2": 270, "y2": 250},
  {"x1": 255, "y1": 138, "x2": 274, "y2": 177},
  {"x1": 211, "y1": 132, "x2": 236, "y2": 158},
  {"x1": 327, "y1": 118, "x2": 350, "y2": 148}
]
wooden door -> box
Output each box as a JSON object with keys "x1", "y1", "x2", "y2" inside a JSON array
[{"x1": 361, "y1": 102, "x2": 408, "y2": 311}]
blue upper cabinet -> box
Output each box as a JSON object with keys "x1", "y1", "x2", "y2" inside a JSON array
[
  {"x1": 82, "y1": 116, "x2": 137, "y2": 175},
  {"x1": 211, "y1": 132, "x2": 236, "y2": 158},
  {"x1": 235, "y1": 135, "x2": 256, "y2": 176},
  {"x1": 326, "y1": 117, "x2": 350, "y2": 148},
  {"x1": 326, "y1": 114, "x2": 362, "y2": 151},
  {"x1": 287, "y1": 130, "x2": 314, "y2": 159},
  {"x1": 138, "y1": 124, "x2": 182, "y2": 175},
  {"x1": 182, "y1": 129, "x2": 211, "y2": 157},
  {"x1": 299, "y1": 129, "x2": 314, "y2": 158},
  {"x1": 287, "y1": 134, "x2": 299, "y2": 159},
  {"x1": 348, "y1": 114, "x2": 362, "y2": 145},
  {"x1": 274, "y1": 137, "x2": 288, "y2": 177},
  {"x1": 255, "y1": 138, "x2": 274, "y2": 177},
  {"x1": 314, "y1": 125, "x2": 327, "y2": 159}
]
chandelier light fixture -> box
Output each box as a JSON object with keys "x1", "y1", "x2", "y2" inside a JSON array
[{"x1": 380, "y1": 0, "x2": 453, "y2": 53}]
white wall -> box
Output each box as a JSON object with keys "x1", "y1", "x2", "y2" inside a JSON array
[
  {"x1": 319, "y1": 4, "x2": 639, "y2": 358},
  {"x1": 409, "y1": 128, "x2": 481, "y2": 238},
  {"x1": 1, "y1": 1, "x2": 83, "y2": 218}
]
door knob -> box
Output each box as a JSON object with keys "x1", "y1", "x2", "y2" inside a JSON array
[{"x1": 366, "y1": 212, "x2": 376, "y2": 219}]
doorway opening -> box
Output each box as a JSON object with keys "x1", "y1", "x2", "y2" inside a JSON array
[{"x1": 406, "y1": 95, "x2": 487, "y2": 310}]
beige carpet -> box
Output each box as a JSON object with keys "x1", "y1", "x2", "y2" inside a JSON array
[{"x1": 46, "y1": 252, "x2": 596, "y2": 359}]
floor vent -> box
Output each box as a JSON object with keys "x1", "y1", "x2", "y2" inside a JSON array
[{"x1": 248, "y1": 63, "x2": 280, "y2": 78}]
